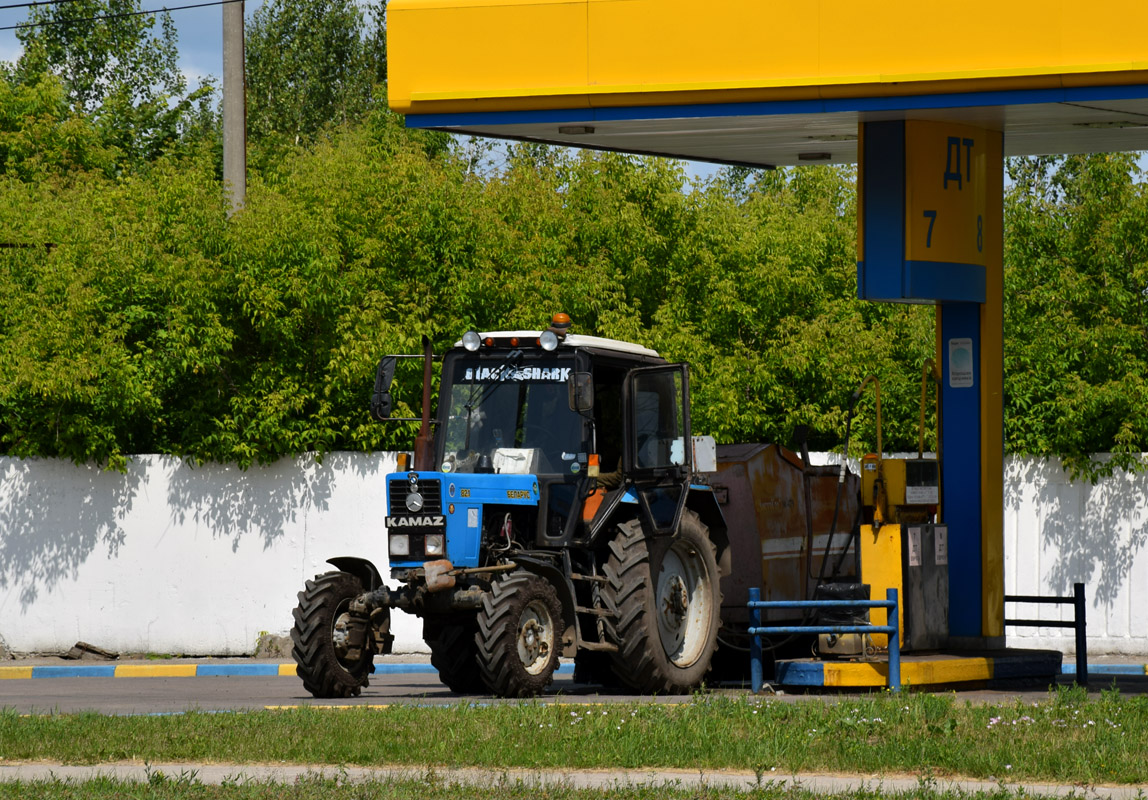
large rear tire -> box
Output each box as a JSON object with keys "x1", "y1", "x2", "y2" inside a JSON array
[
  {"x1": 291, "y1": 571, "x2": 374, "y2": 698},
  {"x1": 424, "y1": 617, "x2": 486, "y2": 694},
  {"x1": 476, "y1": 571, "x2": 563, "y2": 698},
  {"x1": 602, "y1": 510, "x2": 721, "y2": 693}
]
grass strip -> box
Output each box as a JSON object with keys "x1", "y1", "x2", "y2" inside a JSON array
[{"x1": 1, "y1": 686, "x2": 1144, "y2": 785}]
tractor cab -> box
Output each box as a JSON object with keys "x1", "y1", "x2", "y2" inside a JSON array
[{"x1": 378, "y1": 315, "x2": 699, "y2": 570}]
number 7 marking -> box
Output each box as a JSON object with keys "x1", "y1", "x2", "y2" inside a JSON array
[{"x1": 923, "y1": 210, "x2": 937, "y2": 247}]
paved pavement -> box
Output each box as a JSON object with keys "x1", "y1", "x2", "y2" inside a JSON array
[
  {"x1": 0, "y1": 762, "x2": 1145, "y2": 798},
  {"x1": 2, "y1": 654, "x2": 1147, "y2": 716}
]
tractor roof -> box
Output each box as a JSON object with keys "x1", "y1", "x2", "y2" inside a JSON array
[{"x1": 454, "y1": 331, "x2": 660, "y2": 359}]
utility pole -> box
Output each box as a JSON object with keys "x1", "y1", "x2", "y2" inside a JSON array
[{"x1": 222, "y1": 0, "x2": 246, "y2": 215}]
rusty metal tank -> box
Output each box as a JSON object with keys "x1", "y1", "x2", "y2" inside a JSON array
[{"x1": 706, "y1": 443, "x2": 861, "y2": 628}]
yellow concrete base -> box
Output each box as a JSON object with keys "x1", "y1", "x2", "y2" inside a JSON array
[{"x1": 777, "y1": 649, "x2": 1062, "y2": 689}]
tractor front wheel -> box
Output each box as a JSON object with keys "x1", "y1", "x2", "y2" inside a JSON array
[{"x1": 291, "y1": 571, "x2": 374, "y2": 698}]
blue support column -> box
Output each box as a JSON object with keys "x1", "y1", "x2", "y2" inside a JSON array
[
  {"x1": 858, "y1": 121, "x2": 906, "y2": 302},
  {"x1": 940, "y1": 303, "x2": 982, "y2": 637}
]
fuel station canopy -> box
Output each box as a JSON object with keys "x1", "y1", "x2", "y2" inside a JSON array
[{"x1": 388, "y1": 0, "x2": 1148, "y2": 166}]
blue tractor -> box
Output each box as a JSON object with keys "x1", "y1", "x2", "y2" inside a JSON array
[{"x1": 291, "y1": 314, "x2": 730, "y2": 698}]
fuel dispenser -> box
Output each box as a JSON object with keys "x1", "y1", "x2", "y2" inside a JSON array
[{"x1": 833, "y1": 364, "x2": 949, "y2": 655}]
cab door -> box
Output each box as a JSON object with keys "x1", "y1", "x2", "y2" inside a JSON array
[{"x1": 623, "y1": 364, "x2": 692, "y2": 534}]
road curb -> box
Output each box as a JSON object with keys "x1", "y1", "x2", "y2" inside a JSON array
[
  {"x1": 1061, "y1": 663, "x2": 1148, "y2": 676},
  {"x1": 0, "y1": 662, "x2": 579, "y2": 680},
  {"x1": 0, "y1": 664, "x2": 297, "y2": 680}
]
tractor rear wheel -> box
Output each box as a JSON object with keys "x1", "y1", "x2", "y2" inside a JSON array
[
  {"x1": 424, "y1": 618, "x2": 486, "y2": 694},
  {"x1": 602, "y1": 510, "x2": 721, "y2": 693},
  {"x1": 476, "y1": 571, "x2": 563, "y2": 697},
  {"x1": 291, "y1": 571, "x2": 374, "y2": 698}
]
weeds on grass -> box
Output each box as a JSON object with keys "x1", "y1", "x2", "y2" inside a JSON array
[{"x1": 0, "y1": 777, "x2": 1108, "y2": 800}]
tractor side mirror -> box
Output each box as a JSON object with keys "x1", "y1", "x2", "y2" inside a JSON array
[
  {"x1": 370, "y1": 356, "x2": 397, "y2": 421},
  {"x1": 568, "y1": 372, "x2": 594, "y2": 412}
]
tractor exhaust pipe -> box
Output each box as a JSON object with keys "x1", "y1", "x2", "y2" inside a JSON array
[{"x1": 413, "y1": 335, "x2": 434, "y2": 470}]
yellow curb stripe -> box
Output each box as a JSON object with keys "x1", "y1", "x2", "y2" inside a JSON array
[
  {"x1": 278, "y1": 663, "x2": 298, "y2": 677},
  {"x1": 823, "y1": 661, "x2": 886, "y2": 687},
  {"x1": 825, "y1": 657, "x2": 995, "y2": 687},
  {"x1": 114, "y1": 664, "x2": 199, "y2": 678},
  {"x1": 0, "y1": 666, "x2": 34, "y2": 680},
  {"x1": 264, "y1": 705, "x2": 395, "y2": 710},
  {"x1": 904, "y1": 658, "x2": 994, "y2": 686}
]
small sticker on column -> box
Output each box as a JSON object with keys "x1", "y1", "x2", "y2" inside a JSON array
[
  {"x1": 948, "y1": 338, "x2": 974, "y2": 388},
  {"x1": 907, "y1": 527, "x2": 922, "y2": 567},
  {"x1": 934, "y1": 525, "x2": 949, "y2": 565}
]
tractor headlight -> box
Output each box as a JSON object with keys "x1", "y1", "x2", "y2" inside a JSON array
[
  {"x1": 462, "y1": 330, "x2": 482, "y2": 352},
  {"x1": 425, "y1": 534, "x2": 445, "y2": 556},
  {"x1": 539, "y1": 330, "x2": 559, "y2": 351},
  {"x1": 389, "y1": 534, "x2": 410, "y2": 556}
]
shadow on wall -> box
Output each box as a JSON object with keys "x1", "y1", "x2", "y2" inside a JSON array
[
  {"x1": 0, "y1": 457, "x2": 141, "y2": 611},
  {"x1": 1007, "y1": 457, "x2": 1148, "y2": 609},
  {"x1": 164, "y1": 453, "x2": 386, "y2": 552}
]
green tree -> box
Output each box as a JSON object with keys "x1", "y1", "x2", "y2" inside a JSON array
[
  {"x1": 0, "y1": 72, "x2": 117, "y2": 179},
  {"x1": 0, "y1": 152, "x2": 232, "y2": 468},
  {"x1": 246, "y1": 0, "x2": 385, "y2": 145},
  {"x1": 13, "y1": 0, "x2": 212, "y2": 163},
  {"x1": 1004, "y1": 152, "x2": 1148, "y2": 479}
]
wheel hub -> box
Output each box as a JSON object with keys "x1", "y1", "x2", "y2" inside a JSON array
[
  {"x1": 333, "y1": 611, "x2": 352, "y2": 656},
  {"x1": 660, "y1": 575, "x2": 689, "y2": 625},
  {"x1": 332, "y1": 604, "x2": 367, "y2": 666},
  {"x1": 516, "y1": 601, "x2": 554, "y2": 675},
  {"x1": 655, "y1": 542, "x2": 712, "y2": 667}
]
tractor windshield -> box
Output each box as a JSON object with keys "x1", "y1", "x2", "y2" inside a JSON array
[{"x1": 438, "y1": 352, "x2": 585, "y2": 475}]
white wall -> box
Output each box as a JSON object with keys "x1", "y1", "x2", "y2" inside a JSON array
[
  {"x1": 0, "y1": 453, "x2": 425, "y2": 656},
  {"x1": 1, "y1": 452, "x2": 1146, "y2": 657},
  {"x1": 1004, "y1": 455, "x2": 1148, "y2": 654}
]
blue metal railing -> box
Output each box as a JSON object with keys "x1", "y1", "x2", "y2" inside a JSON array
[{"x1": 747, "y1": 587, "x2": 901, "y2": 693}]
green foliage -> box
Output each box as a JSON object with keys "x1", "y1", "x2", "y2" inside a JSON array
[
  {"x1": 473, "y1": 151, "x2": 935, "y2": 455},
  {"x1": 245, "y1": 0, "x2": 385, "y2": 146},
  {"x1": 0, "y1": 155, "x2": 231, "y2": 468},
  {"x1": 1004, "y1": 153, "x2": 1148, "y2": 479},
  {"x1": 0, "y1": 73, "x2": 117, "y2": 179},
  {"x1": 12, "y1": 0, "x2": 212, "y2": 164}
]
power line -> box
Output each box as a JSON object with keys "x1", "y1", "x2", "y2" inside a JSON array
[
  {"x1": 0, "y1": 0, "x2": 243, "y2": 31},
  {"x1": 0, "y1": 0, "x2": 89, "y2": 12}
]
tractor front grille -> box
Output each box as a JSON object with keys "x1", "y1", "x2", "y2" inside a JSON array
[{"x1": 388, "y1": 478, "x2": 443, "y2": 516}]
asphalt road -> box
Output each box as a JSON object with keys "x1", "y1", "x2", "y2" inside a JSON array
[
  {"x1": 3, "y1": 664, "x2": 1147, "y2": 716},
  {"x1": 0, "y1": 669, "x2": 702, "y2": 715}
]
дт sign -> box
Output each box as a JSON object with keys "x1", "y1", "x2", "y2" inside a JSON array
[{"x1": 905, "y1": 120, "x2": 1001, "y2": 268}]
